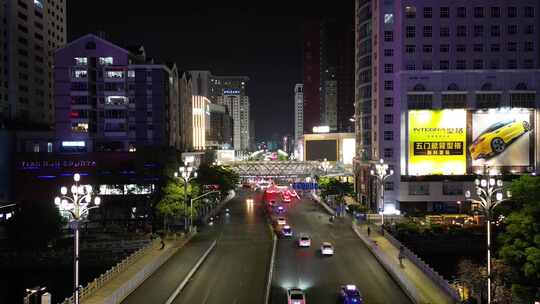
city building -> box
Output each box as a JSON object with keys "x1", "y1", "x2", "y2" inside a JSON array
[
  {"x1": 207, "y1": 103, "x2": 233, "y2": 149},
  {"x1": 192, "y1": 95, "x2": 210, "y2": 150},
  {"x1": 0, "y1": 0, "x2": 66, "y2": 126},
  {"x1": 190, "y1": 70, "x2": 212, "y2": 98},
  {"x1": 54, "y1": 34, "x2": 180, "y2": 153},
  {"x1": 294, "y1": 84, "x2": 304, "y2": 146},
  {"x1": 302, "y1": 18, "x2": 321, "y2": 134},
  {"x1": 322, "y1": 69, "x2": 338, "y2": 131},
  {"x1": 179, "y1": 71, "x2": 193, "y2": 151},
  {"x1": 355, "y1": 0, "x2": 540, "y2": 213},
  {"x1": 211, "y1": 75, "x2": 251, "y2": 151}
]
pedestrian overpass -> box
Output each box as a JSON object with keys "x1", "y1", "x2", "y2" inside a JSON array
[{"x1": 227, "y1": 160, "x2": 353, "y2": 178}]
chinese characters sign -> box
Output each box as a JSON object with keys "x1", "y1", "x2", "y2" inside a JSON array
[{"x1": 408, "y1": 110, "x2": 466, "y2": 175}]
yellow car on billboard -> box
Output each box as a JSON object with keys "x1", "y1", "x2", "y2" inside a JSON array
[{"x1": 470, "y1": 119, "x2": 530, "y2": 160}]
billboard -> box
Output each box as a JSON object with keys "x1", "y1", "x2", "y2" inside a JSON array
[
  {"x1": 408, "y1": 110, "x2": 467, "y2": 175},
  {"x1": 305, "y1": 140, "x2": 337, "y2": 161},
  {"x1": 470, "y1": 109, "x2": 533, "y2": 167},
  {"x1": 342, "y1": 138, "x2": 356, "y2": 165}
]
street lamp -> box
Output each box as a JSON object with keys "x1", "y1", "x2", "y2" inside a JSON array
[
  {"x1": 174, "y1": 165, "x2": 198, "y2": 232},
  {"x1": 464, "y1": 165, "x2": 511, "y2": 304},
  {"x1": 370, "y1": 158, "x2": 394, "y2": 225},
  {"x1": 54, "y1": 173, "x2": 100, "y2": 304},
  {"x1": 321, "y1": 158, "x2": 330, "y2": 176}
]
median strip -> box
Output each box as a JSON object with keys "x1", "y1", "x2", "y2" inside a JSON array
[
  {"x1": 265, "y1": 226, "x2": 277, "y2": 304},
  {"x1": 164, "y1": 240, "x2": 217, "y2": 304}
]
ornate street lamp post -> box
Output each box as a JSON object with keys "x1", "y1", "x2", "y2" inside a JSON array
[
  {"x1": 174, "y1": 165, "x2": 197, "y2": 232},
  {"x1": 370, "y1": 159, "x2": 394, "y2": 225},
  {"x1": 465, "y1": 166, "x2": 511, "y2": 304},
  {"x1": 54, "y1": 173, "x2": 100, "y2": 304}
]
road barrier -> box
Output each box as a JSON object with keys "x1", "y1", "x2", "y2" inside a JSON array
[
  {"x1": 58, "y1": 231, "x2": 195, "y2": 304},
  {"x1": 164, "y1": 240, "x2": 217, "y2": 304},
  {"x1": 309, "y1": 192, "x2": 336, "y2": 216},
  {"x1": 380, "y1": 226, "x2": 461, "y2": 302},
  {"x1": 265, "y1": 224, "x2": 277, "y2": 304}
]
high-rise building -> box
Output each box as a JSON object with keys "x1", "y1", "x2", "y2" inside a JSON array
[
  {"x1": 294, "y1": 84, "x2": 304, "y2": 145},
  {"x1": 192, "y1": 95, "x2": 210, "y2": 150},
  {"x1": 190, "y1": 70, "x2": 211, "y2": 98},
  {"x1": 210, "y1": 75, "x2": 251, "y2": 151},
  {"x1": 207, "y1": 103, "x2": 233, "y2": 149},
  {"x1": 179, "y1": 71, "x2": 193, "y2": 151},
  {"x1": 1, "y1": 0, "x2": 67, "y2": 126},
  {"x1": 302, "y1": 18, "x2": 321, "y2": 134},
  {"x1": 355, "y1": 0, "x2": 540, "y2": 212},
  {"x1": 54, "y1": 34, "x2": 180, "y2": 152}
]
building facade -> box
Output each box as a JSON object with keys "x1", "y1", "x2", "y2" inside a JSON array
[
  {"x1": 54, "y1": 34, "x2": 180, "y2": 153},
  {"x1": 1, "y1": 0, "x2": 66, "y2": 126},
  {"x1": 294, "y1": 84, "x2": 304, "y2": 145},
  {"x1": 211, "y1": 75, "x2": 251, "y2": 151},
  {"x1": 192, "y1": 95, "x2": 210, "y2": 150},
  {"x1": 302, "y1": 19, "x2": 321, "y2": 134},
  {"x1": 179, "y1": 71, "x2": 193, "y2": 151},
  {"x1": 355, "y1": 0, "x2": 540, "y2": 212},
  {"x1": 207, "y1": 103, "x2": 233, "y2": 149}
]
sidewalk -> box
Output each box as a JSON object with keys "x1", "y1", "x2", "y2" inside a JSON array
[
  {"x1": 82, "y1": 234, "x2": 195, "y2": 304},
  {"x1": 353, "y1": 222, "x2": 457, "y2": 304}
]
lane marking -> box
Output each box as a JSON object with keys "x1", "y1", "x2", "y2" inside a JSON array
[{"x1": 164, "y1": 240, "x2": 217, "y2": 304}]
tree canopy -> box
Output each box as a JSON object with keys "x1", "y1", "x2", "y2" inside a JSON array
[
  {"x1": 498, "y1": 175, "x2": 540, "y2": 302},
  {"x1": 195, "y1": 164, "x2": 239, "y2": 194}
]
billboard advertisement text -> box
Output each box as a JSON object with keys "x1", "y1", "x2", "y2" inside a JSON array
[{"x1": 408, "y1": 110, "x2": 467, "y2": 175}]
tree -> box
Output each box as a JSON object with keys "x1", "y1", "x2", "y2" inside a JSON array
[
  {"x1": 457, "y1": 258, "x2": 513, "y2": 304},
  {"x1": 196, "y1": 164, "x2": 239, "y2": 194},
  {"x1": 155, "y1": 179, "x2": 200, "y2": 232},
  {"x1": 6, "y1": 201, "x2": 65, "y2": 251},
  {"x1": 498, "y1": 175, "x2": 540, "y2": 302},
  {"x1": 318, "y1": 177, "x2": 355, "y2": 210}
]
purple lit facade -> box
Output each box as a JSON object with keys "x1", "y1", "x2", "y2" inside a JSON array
[
  {"x1": 54, "y1": 34, "x2": 181, "y2": 153},
  {"x1": 356, "y1": 0, "x2": 540, "y2": 212}
]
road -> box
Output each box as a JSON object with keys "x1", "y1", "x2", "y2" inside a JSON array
[
  {"x1": 270, "y1": 195, "x2": 413, "y2": 304},
  {"x1": 124, "y1": 189, "x2": 272, "y2": 304},
  {"x1": 170, "y1": 189, "x2": 272, "y2": 303}
]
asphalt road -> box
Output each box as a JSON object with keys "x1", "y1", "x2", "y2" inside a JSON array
[
  {"x1": 270, "y1": 196, "x2": 413, "y2": 304},
  {"x1": 169, "y1": 188, "x2": 273, "y2": 304}
]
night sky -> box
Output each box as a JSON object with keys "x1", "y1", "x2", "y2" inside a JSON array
[{"x1": 67, "y1": 1, "x2": 350, "y2": 142}]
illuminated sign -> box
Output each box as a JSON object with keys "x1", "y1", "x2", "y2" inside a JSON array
[
  {"x1": 471, "y1": 108, "x2": 533, "y2": 167},
  {"x1": 20, "y1": 160, "x2": 96, "y2": 170},
  {"x1": 313, "y1": 126, "x2": 330, "y2": 133},
  {"x1": 408, "y1": 110, "x2": 466, "y2": 175},
  {"x1": 62, "y1": 141, "x2": 85, "y2": 147},
  {"x1": 223, "y1": 89, "x2": 241, "y2": 95}
]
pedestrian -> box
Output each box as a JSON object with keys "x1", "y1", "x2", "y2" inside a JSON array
[
  {"x1": 367, "y1": 226, "x2": 371, "y2": 237},
  {"x1": 381, "y1": 227, "x2": 385, "y2": 236},
  {"x1": 159, "y1": 233, "x2": 165, "y2": 250},
  {"x1": 398, "y1": 245, "x2": 405, "y2": 267}
]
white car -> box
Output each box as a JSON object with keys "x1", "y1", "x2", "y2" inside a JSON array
[
  {"x1": 321, "y1": 242, "x2": 334, "y2": 256},
  {"x1": 276, "y1": 217, "x2": 287, "y2": 225},
  {"x1": 287, "y1": 288, "x2": 306, "y2": 304},
  {"x1": 298, "y1": 235, "x2": 311, "y2": 247}
]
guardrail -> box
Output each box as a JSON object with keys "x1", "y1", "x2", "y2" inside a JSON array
[
  {"x1": 58, "y1": 237, "x2": 162, "y2": 304},
  {"x1": 376, "y1": 225, "x2": 461, "y2": 302}
]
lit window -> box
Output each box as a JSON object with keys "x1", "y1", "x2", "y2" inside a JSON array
[
  {"x1": 106, "y1": 70, "x2": 124, "y2": 79},
  {"x1": 72, "y1": 122, "x2": 89, "y2": 132},
  {"x1": 384, "y1": 13, "x2": 394, "y2": 24},
  {"x1": 33, "y1": 143, "x2": 40, "y2": 153},
  {"x1": 73, "y1": 70, "x2": 87, "y2": 79},
  {"x1": 47, "y1": 142, "x2": 52, "y2": 153},
  {"x1": 128, "y1": 70, "x2": 135, "y2": 78},
  {"x1": 75, "y1": 57, "x2": 87, "y2": 65},
  {"x1": 34, "y1": 0, "x2": 43, "y2": 9},
  {"x1": 105, "y1": 96, "x2": 129, "y2": 105},
  {"x1": 99, "y1": 57, "x2": 114, "y2": 65}
]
